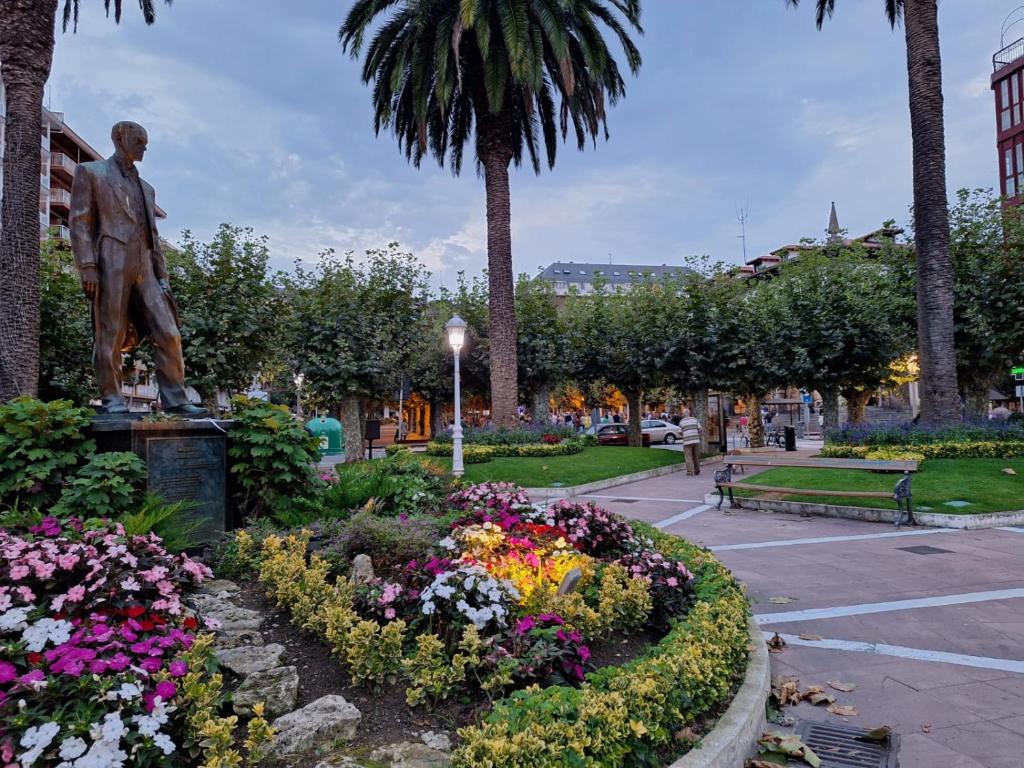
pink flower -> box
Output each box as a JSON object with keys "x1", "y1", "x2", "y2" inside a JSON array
[
  {"x1": 168, "y1": 659, "x2": 187, "y2": 677},
  {"x1": 8, "y1": 565, "x2": 29, "y2": 581},
  {"x1": 155, "y1": 680, "x2": 177, "y2": 700},
  {"x1": 0, "y1": 661, "x2": 16, "y2": 683},
  {"x1": 65, "y1": 586, "x2": 86, "y2": 603}
]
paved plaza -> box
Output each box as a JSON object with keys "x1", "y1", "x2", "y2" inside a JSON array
[{"x1": 568, "y1": 463, "x2": 1024, "y2": 768}]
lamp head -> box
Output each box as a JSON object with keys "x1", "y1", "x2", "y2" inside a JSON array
[
  {"x1": 445, "y1": 315, "x2": 468, "y2": 351},
  {"x1": 294, "y1": 373, "x2": 305, "y2": 389}
]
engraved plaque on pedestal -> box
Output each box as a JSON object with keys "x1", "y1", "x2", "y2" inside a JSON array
[{"x1": 146, "y1": 435, "x2": 227, "y2": 540}]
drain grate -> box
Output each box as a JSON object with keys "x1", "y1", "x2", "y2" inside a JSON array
[
  {"x1": 797, "y1": 722, "x2": 898, "y2": 767},
  {"x1": 611, "y1": 498, "x2": 640, "y2": 504},
  {"x1": 898, "y1": 545, "x2": 954, "y2": 555}
]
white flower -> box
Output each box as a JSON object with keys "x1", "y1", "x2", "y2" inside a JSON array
[
  {"x1": 93, "y1": 712, "x2": 126, "y2": 745},
  {"x1": 456, "y1": 599, "x2": 470, "y2": 614},
  {"x1": 117, "y1": 682, "x2": 141, "y2": 700},
  {"x1": 422, "y1": 601, "x2": 436, "y2": 615},
  {"x1": 133, "y1": 714, "x2": 160, "y2": 737},
  {"x1": 438, "y1": 536, "x2": 457, "y2": 550},
  {"x1": 119, "y1": 576, "x2": 140, "y2": 592},
  {"x1": 19, "y1": 721, "x2": 60, "y2": 766},
  {"x1": 434, "y1": 584, "x2": 454, "y2": 600},
  {"x1": 463, "y1": 576, "x2": 476, "y2": 591},
  {"x1": 22, "y1": 617, "x2": 73, "y2": 652},
  {"x1": 0, "y1": 606, "x2": 31, "y2": 632},
  {"x1": 75, "y1": 739, "x2": 127, "y2": 768},
  {"x1": 152, "y1": 733, "x2": 175, "y2": 755},
  {"x1": 59, "y1": 736, "x2": 88, "y2": 760}
]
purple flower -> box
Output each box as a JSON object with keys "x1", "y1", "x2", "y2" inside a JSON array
[
  {"x1": 0, "y1": 661, "x2": 16, "y2": 683},
  {"x1": 515, "y1": 616, "x2": 536, "y2": 635},
  {"x1": 155, "y1": 680, "x2": 177, "y2": 700},
  {"x1": 168, "y1": 659, "x2": 188, "y2": 677}
]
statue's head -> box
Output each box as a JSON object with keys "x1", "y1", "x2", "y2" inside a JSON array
[{"x1": 111, "y1": 121, "x2": 148, "y2": 163}]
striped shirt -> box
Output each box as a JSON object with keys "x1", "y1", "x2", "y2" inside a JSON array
[{"x1": 679, "y1": 416, "x2": 701, "y2": 445}]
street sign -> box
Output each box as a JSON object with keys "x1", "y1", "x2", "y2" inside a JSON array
[
  {"x1": 1017, "y1": 385, "x2": 1024, "y2": 398},
  {"x1": 1013, "y1": 366, "x2": 1024, "y2": 381}
]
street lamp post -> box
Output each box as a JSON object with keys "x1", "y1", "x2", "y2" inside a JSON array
[
  {"x1": 294, "y1": 373, "x2": 305, "y2": 420},
  {"x1": 445, "y1": 315, "x2": 468, "y2": 477}
]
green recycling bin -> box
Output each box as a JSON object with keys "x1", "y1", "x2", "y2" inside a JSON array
[{"x1": 306, "y1": 416, "x2": 343, "y2": 456}]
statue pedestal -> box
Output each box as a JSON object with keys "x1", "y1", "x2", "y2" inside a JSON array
[{"x1": 87, "y1": 418, "x2": 235, "y2": 541}]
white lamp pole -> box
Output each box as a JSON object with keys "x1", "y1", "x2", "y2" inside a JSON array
[
  {"x1": 445, "y1": 315, "x2": 468, "y2": 477},
  {"x1": 294, "y1": 373, "x2": 305, "y2": 420}
]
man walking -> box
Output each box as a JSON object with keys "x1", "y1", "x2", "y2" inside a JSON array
[{"x1": 679, "y1": 407, "x2": 702, "y2": 476}]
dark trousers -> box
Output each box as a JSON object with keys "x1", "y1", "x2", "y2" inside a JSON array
[
  {"x1": 683, "y1": 443, "x2": 701, "y2": 475},
  {"x1": 93, "y1": 239, "x2": 188, "y2": 409}
]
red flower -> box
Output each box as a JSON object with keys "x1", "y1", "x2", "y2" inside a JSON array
[
  {"x1": 137, "y1": 620, "x2": 155, "y2": 632},
  {"x1": 25, "y1": 653, "x2": 42, "y2": 665},
  {"x1": 124, "y1": 606, "x2": 146, "y2": 618},
  {"x1": 182, "y1": 616, "x2": 198, "y2": 630},
  {"x1": 148, "y1": 613, "x2": 166, "y2": 626}
]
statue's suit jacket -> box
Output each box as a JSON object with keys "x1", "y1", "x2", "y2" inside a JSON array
[{"x1": 69, "y1": 157, "x2": 177, "y2": 349}]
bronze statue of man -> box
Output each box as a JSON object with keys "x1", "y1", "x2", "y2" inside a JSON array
[{"x1": 70, "y1": 121, "x2": 206, "y2": 416}]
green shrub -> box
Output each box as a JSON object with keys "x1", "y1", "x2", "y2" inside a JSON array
[
  {"x1": 321, "y1": 509, "x2": 446, "y2": 576},
  {"x1": 385, "y1": 444, "x2": 411, "y2": 457},
  {"x1": 864, "y1": 448, "x2": 927, "y2": 463},
  {"x1": 120, "y1": 494, "x2": 203, "y2": 552},
  {"x1": 325, "y1": 452, "x2": 452, "y2": 517},
  {"x1": 227, "y1": 396, "x2": 322, "y2": 518},
  {"x1": 53, "y1": 451, "x2": 146, "y2": 519},
  {"x1": 0, "y1": 397, "x2": 95, "y2": 510}
]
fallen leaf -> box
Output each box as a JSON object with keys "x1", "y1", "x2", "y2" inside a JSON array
[
  {"x1": 827, "y1": 704, "x2": 858, "y2": 717},
  {"x1": 858, "y1": 726, "x2": 892, "y2": 743},
  {"x1": 755, "y1": 732, "x2": 822, "y2": 768},
  {"x1": 767, "y1": 633, "x2": 788, "y2": 653},
  {"x1": 808, "y1": 692, "x2": 836, "y2": 706},
  {"x1": 768, "y1": 596, "x2": 796, "y2": 604},
  {"x1": 798, "y1": 634, "x2": 823, "y2": 641},
  {"x1": 772, "y1": 675, "x2": 802, "y2": 706},
  {"x1": 921, "y1": 723, "x2": 932, "y2": 733},
  {"x1": 1003, "y1": 467, "x2": 1017, "y2": 475},
  {"x1": 674, "y1": 726, "x2": 699, "y2": 743},
  {"x1": 827, "y1": 680, "x2": 857, "y2": 692}
]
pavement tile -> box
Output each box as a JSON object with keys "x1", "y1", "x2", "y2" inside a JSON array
[
  {"x1": 897, "y1": 733, "x2": 991, "y2": 768},
  {"x1": 993, "y1": 715, "x2": 1024, "y2": 736},
  {"x1": 923, "y1": 720, "x2": 1024, "y2": 767}
]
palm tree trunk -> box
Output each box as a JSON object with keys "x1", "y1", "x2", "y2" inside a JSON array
[
  {"x1": 479, "y1": 121, "x2": 518, "y2": 429},
  {"x1": 625, "y1": 389, "x2": 643, "y2": 447},
  {"x1": 903, "y1": 0, "x2": 959, "y2": 425},
  {"x1": 0, "y1": 0, "x2": 58, "y2": 401}
]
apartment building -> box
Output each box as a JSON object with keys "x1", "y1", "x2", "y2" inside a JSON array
[{"x1": 537, "y1": 262, "x2": 692, "y2": 297}]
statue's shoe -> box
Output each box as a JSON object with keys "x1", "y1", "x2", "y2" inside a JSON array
[{"x1": 166, "y1": 403, "x2": 209, "y2": 416}]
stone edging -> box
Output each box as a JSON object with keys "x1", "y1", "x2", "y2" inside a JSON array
[
  {"x1": 703, "y1": 494, "x2": 1024, "y2": 529},
  {"x1": 668, "y1": 617, "x2": 769, "y2": 768},
  {"x1": 526, "y1": 458, "x2": 705, "y2": 501}
]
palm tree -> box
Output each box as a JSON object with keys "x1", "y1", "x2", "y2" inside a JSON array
[
  {"x1": 0, "y1": 0, "x2": 172, "y2": 402},
  {"x1": 786, "y1": 0, "x2": 960, "y2": 424},
  {"x1": 340, "y1": 0, "x2": 642, "y2": 428}
]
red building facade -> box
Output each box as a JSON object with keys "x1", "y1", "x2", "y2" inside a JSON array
[{"x1": 992, "y1": 39, "x2": 1024, "y2": 206}]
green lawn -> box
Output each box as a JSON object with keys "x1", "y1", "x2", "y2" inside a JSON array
[
  {"x1": 419, "y1": 446, "x2": 685, "y2": 488},
  {"x1": 733, "y1": 458, "x2": 1024, "y2": 514}
]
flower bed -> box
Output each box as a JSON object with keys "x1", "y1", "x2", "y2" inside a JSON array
[
  {"x1": 423, "y1": 439, "x2": 586, "y2": 463},
  {"x1": 242, "y1": 483, "x2": 749, "y2": 766},
  {"x1": 0, "y1": 519, "x2": 273, "y2": 767},
  {"x1": 820, "y1": 441, "x2": 1024, "y2": 459}
]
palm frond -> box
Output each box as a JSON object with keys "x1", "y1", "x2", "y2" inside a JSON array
[
  {"x1": 785, "y1": 0, "x2": 902, "y2": 30},
  {"x1": 62, "y1": 0, "x2": 170, "y2": 32}
]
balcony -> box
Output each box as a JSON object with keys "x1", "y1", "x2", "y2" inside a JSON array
[
  {"x1": 49, "y1": 152, "x2": 77, "y2": 181},
  {"x1": 49, "y1": 187, "x2": 71, "y2": 211},
  {"x1": 995, "y1": 37, "x2": 1024, "y2": 73},
  {"x1": 50, "y1": 224, "x2": 71, "y2": 243}
]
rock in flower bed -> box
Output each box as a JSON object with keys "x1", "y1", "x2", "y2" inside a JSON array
[
  {"x1": 235, "y1": 482, "x2": 748, "y2": 766},
  {"x1": 0, "y1": 518, "x2": 274, "y2": 767}
]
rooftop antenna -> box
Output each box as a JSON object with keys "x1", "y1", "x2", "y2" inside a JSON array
[
  {"x1": 736, "y1": 206, "x2": 748, "y2": 263},
  {"x1": 608, "y1": 253, "x2": 613, "y2": 265},
  {"x1": 1002, "y1": 5, "x2": 1024, "y2": 46}
]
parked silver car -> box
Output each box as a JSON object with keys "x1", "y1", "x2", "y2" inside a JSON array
[{"x1": 641, "y1": 419, "x2": 683, "y2": 444}]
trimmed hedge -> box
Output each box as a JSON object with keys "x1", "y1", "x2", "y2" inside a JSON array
[
  {"x1": 826, "y1": 420, "x2": 1024, "y2": 447},
  {"x1": 451, "y1": 523, "x2": 750, "y2": 767},
  {"x1": 425, "y1": 439, "x2": 586, "y2": 462},
  {"x1": 821, "y1": 442, "x2": 1024, "y2": 460}
]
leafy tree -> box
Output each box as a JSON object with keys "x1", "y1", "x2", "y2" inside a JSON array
[
  {"x1": 168, "y1": 225, "x2": 282, "y2": 412},
  {"x1": 339, "y1": 0, "x2": 643, "y2": 428},
  {"x1": 566, "y1": 280, "x2": 674, "y2": 446},
  {"x1": 786, "y1": 0, "x2": 959, "y2": 424},
  {"x1": 0, "y1": 0, "x2": 173, "y2": 402},
  {"x1": 286, "y1": 244, "x2": 430, "y2": 460},
  {"x1": 516, "y1": 276, "x2": 567, "y2": 422},
  {"x1": 947, "y1": 189, "x2": 1024, "y2": 416},
  {"x1": 407, "y1": 273, "x2": 491, "y2": 436},
  {"x1": 764, "y1": 246, "x2": 916, "y2": 428},
  {"x1": 39, "y1": 240, "x2": 94, "y2": 404}
]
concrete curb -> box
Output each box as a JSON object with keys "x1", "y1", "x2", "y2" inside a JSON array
[
  {"x1": 524, "y1": 460, "x2": 693, "y2": 501},
  {"x1": 668, "y1": 617, "x2": 769, "y2": 768},
  {"x1": 702, "y1": 493, "x2": 1024, "y2": 530}
]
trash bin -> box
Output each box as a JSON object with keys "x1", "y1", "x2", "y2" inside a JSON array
[
  {"x1": 306, "y1": 416, "x2": 343, "y2": 457},
  {"x1": 784, "y1": 425, "x2": 797, "y2": 452}
]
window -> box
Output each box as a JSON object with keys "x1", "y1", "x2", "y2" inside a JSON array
[
  {"x1": 1014, "y1": 73, "x2": 1022, "y2": 126},
  {"x1": 1016, "y1": 143, "x2": 1023, "y2": 191},
  {"x1": 579, "y1": 270, "x2": 586, "y2": 275},
  {"x1": 1006, "y1": 147, "x2": 1017, "y2": 198},
  {"x1": 1002, "y1": 79, "x2": 1012, "y2": 131},
  {"x1": 612, "y1": 271, "x2": 621, "y2": 276}
]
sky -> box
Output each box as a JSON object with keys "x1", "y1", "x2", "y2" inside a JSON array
[{"x1": 44, "y1": 0, "x2": 1017, "y2": 288}]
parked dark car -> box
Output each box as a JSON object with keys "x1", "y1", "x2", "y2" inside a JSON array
[{"x1": 595, "y1": 424, "x2": 651, "y2": 446}]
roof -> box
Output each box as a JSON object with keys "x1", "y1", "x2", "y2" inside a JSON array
[{"x1": 538, "y1": 262, "x2": 692, "y2": 285}]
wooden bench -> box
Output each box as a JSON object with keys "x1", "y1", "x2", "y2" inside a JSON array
[{"x1": 714, "y1": 456, "x2": 917, "y2": 527}]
